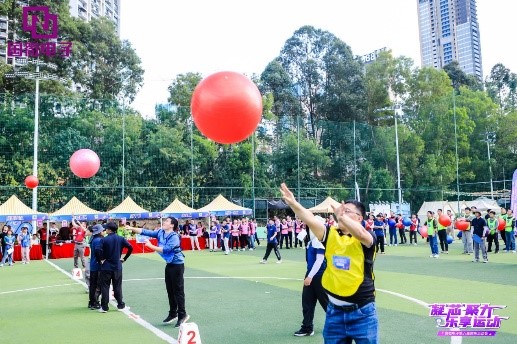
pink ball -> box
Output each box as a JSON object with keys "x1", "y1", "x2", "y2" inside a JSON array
[
  {"x1": 420, "y1": 225, "x2": 428, "y2": 238},
  {"x1": 69, "y1": 149, "x2": 100, "y2": 178}
]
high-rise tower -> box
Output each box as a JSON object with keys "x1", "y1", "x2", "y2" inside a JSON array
[{"x1": 417, "y1": 0, "x2": 482, "y2": 79}]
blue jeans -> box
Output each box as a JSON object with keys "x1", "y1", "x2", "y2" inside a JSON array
[
  {"x1": 505, "y1": 231, "x2": 515, "y2": 251},
  {"x1": 429, "y1": 234, "x2": 439, "y2": 255},
  {"x1": 389, "y1": 229, "x2": 397, "y2": 245},
  {"x1": 323, "y1": 302, "x2": 378, "y2": 344}
]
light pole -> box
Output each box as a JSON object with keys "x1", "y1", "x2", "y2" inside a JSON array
[
  {"x1": 452, "y1": 87, "x2": 461, "y2": 213},
  {"x1": 121, "y1": 99, "x2": 126, "y2": 201},
  {"x1": 5, "y1": 58, "x2": 63, "y2": 211},
  {"x1": 251, "y1": 132, "x2": 255, "y2": 217},
  {"x1": 189, "y1": 117, "x2": 194, "y2": 207},
  {"x1": 297, "y1": 113, "x2": 301, "y2": 201},
  {"x1": 485, "y1": 131, "x2": 496, "y2": 199},
  {"x1": 393, "y1": 105, "x2": 402, "y2": 212},
  {"x1": 375, "y1": 104, "x2": 403, "y2": 212}
]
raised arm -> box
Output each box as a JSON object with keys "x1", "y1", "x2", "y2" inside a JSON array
[{"x1": 280, "y1": 183, "x2": 326, "y2": 241}]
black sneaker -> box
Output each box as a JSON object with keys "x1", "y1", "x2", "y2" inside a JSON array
[
  {"x1": 294, "y1": 329, "x2": 314, "y2": 337},
  {"x1": 91, "y1": 303, "x2": 101, "y2": 310},
  {"x1": 175, "y1": 314, "x2": 190, "y2": 328},
  {"x1": 163, "y1": 314, "x2": 178, "y2": 324}
]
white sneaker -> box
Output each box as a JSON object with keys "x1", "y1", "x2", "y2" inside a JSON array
[
  {"x1": 434, "y1": 255, "x2": 439, "y2": 258},
  {"x1": 249, "y1": 248, "x2": 254, "y2": 251},
  {"x1": 429, "y1": 254, "x2": 435, "y2": 258},
  {"x1": 225, "y1": 252, "x2": 229, "y2": 255},
  {"x1": 512, "y1": 250, "x2": 516, "y2": 254},
  {"x1": 394, "y1": 244, "x2": 398, "y2": 246},
  {"x1": 276, "y1": 260, "x2": 282, "y2": 264},
  {"x1": 260, "y1": 260, "x2": 267, "y2": 264}
]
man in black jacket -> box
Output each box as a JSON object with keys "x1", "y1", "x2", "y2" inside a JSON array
[
  {"x1": 471, "y1": 211, "x2": 488, "y2": 263},
  {"x1": 95, "y1": 221, "x2": 133, "y2": 312}
]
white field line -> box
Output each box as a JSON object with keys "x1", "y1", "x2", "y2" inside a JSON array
[{"x1": 44, "y1": 259, "x2": 177, "y2": 344}]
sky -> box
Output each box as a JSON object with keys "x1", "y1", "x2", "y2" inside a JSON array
[{"x1": 120, "y1": 0, "x2": 517, "y2": 118}]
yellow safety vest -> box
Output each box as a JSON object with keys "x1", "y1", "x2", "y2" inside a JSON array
[{"x1": 322, "y1": 226, "x2": 375, "y2": 298}]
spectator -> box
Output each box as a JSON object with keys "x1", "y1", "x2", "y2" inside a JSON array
[
  {"x1": 260, "y1": 219, "x2": 282, "y2": 264},
  {"x1": 95, "y1": 222, "x2": 133, "y2": 313},
  {"x1": 1, "y1": 228, "x2": 15, "y2": 267},
  {"x1": 373, "y1": 214, "x2": 385, "y2": 254},
  {"x1": 471, "y1": 211, "x2": 488, "y2": 263},
  {"x1": 31, "y1": 234, "x2": 40, "y2": 245},
  {"x1": 58, "y1": 225, "x2": 71, "y2": 241},
  {"x1": 504, "y1": 209, "x2": 515, "y2": 253},
  {"x1": 0, "y1": 225, "x2": 9, "y2": 257},
  {"x1": 87, "y1": 224, "x2": 105, "y2": 310},
  {"x1": 17, "y1": 227, "x2": 32, "y2": 264},
  {"x1": 38, "y1": 223, "x2": 48, "y2": 257},
  {"x1": 71, "y1": 218, "x2": 88, "y2": 270},
  {"x1": 294, "y1": 228, "x2": 328, "y2": 337}
]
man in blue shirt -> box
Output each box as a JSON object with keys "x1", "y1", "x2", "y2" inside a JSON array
[
  {"x1": 127, "y1": 217, "x2": 190, "y2": 327},
  {"x1": 260, "y1": 219, "x2": 282, "y2": 264},
  {"x1": 88, "y1": 224, "x2": 105, "y2": 310},
  {"x1": 294, "y1": 229, "x2": 328, "y2": 337},
  {"x1": 373, "y1": 214, "x2": 386, "y2": 254},
  {"x1": 95, "y1": 222, "x2": 133, "y2": 313}
]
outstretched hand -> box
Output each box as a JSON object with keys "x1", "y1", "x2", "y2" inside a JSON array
[{"x1": 280, "y1": 183, "x2": 296, "y2": 206}]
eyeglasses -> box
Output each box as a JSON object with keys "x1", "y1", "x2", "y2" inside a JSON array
[{"x1": 344, "y1": 208, "x2": 362, "y2": 217}]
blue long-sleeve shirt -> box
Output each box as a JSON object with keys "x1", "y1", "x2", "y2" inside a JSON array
[
  {"x1": 89, "y1": 235, "x2": 104, "y2": 272},
  {"x1": 95, "y1": 233, "x2": 133, "y2": 271},
  {"x1": 141, "y1": 228, "x2": 184, "y2": 265}
]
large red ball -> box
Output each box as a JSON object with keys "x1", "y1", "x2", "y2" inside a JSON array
[
  {"x1": 438, "y1": 214, "x2": 452, "y2": 227},
  {"x1": 420, "y1": 225, "x2": 428, "y2": 238},
  {"x1": 24, "y1": 175, "x2": 39, "y2": 189},
  {"x1": 191, "y1": 71, "x2": 263, "y2": 144},
  {"x1": 497, "y1": 218, "x2": 506, "y2": 231},
  {"x1": 70, "y1": 149, "x2": 100, "y2": 178},
  {"x1": 455, "y1": 220, "x2": 469, "y2": 231}
]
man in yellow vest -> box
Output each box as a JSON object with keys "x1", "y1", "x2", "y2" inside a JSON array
[
  {"x1": 486, "y1": 210, "x2": 499, "y2": 253},
  {"x1": 436, "y1": 209, "x2": 448, "y2": 254},
  {"x1": 499, "y1": 207, "x2": 507, "y2": 247},
  {"x1": 280, "y1": 183, "x2": 378, "y2": 343},
  {"x1": 462, "y1": 207, "x2": 474, "y2": 254},
  {"x1": 425, "y1": 211, "x2": 439, "y2": 258},
  {"x1": 504, "y1": 209, "x2": 515, "y2": 253}
]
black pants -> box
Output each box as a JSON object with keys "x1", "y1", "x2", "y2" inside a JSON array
[
  {"x1": 287, "y1": 231, "x2": 293, "y2": 248},
  {"x1": 295, "y1": 236, "x2": 303, "y2": 248},
  {"x1": 398, "y1": 228, "x2": 407, "y2": 244},
  {"x1": 100, "y1": 270, "x2": 124, "y2": 311},
  {"x1": 89, "y1": 270, "x2": 101, "y2": 306},
  {"x1": 438, "y1": 230, "x2": 448, "y2": 252},
  {"x1": 165, "y1": 263, "x2": 186, "y2": 318},
  {"x1": 375, "y1": 236, "x2": 385, "y2": 253},
  {"x1": 500, "y1": 230, "x2": 507, "y2": 245},
  {"x1": 301, "y1": 274, "x2": 329, "y2": 332},
  {"x1": 240, "y1": 234, "x2": 249, "y2": 249},
  {"x1": 254, "y1": 232, "x2": 260, "y2": 246},
  {"x1": 280, "y1": 234, "x2": 290, "y2": 249},
  {"x1": 487, "y1": 232, "x2": 499, "y2": 252},
  {"x1": 263, "y1": 242, "x2": 281, "y2": 261},
  {"x1": 41, "y1": 240, "x2": 47, "y2": 256},
  {"x1": 230, "y1": 236, "x2": 240, "y2": 249},
  {"x1": 409, "y1": 231, "x2": 417, "y2": 244}
]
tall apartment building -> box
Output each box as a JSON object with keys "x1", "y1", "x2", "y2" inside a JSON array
[
  {"x1": 0, "y1": 15, "x2": 8, "y2": 63},
  {"x1": 417, "y1": 0, "x2": 482, "y2": 80},
  {"x1": 69, "y1": 0, "x2": 120, "y2": 34}
]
